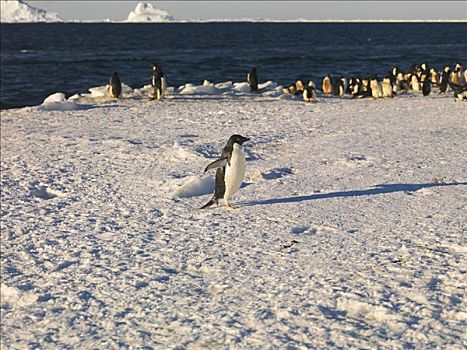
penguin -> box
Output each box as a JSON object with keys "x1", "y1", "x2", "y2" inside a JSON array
[
  {"x1": 439, "y1": 66, "x2": 451, "y2": 93},
  {"x1": 346, "y1": 77, "x2": 356, "y2": 94},
  {"x1": 410, "y1": 74, "x2": 421, "y2": 92},
  {"x1": 396, "y1": 72, "x2": 410, "y2": 94},
  {"x1": 303, "y1": 82, "x2": 317, "y2": 102},
  {"x1": 247, "y1": 68, "x2": 258, "y2": 92},
  {"x1": 370, "y1": 76, "x2": 383, "y2": 99},
  {"x1": 201, "y1": 134, "x2": 250, "y2": 209},
  {"x1": 332, "y1": 77, "x2": 344, "y2": 96},
  {"x1": 392, "y1": 66, "x2": 401, "y2": 77},
  {"x1": 448, "y1": 78, "x2": 467, "y2": 101},
  {"x1": 152, "y1": 63, "x2": 166, "y2": 101},
  {"x1": 453, "y1": 87, "x2": 467, "y2": 101},
  {"x1": 352, "y1": 78, "x2": 372, "y2": 99},
  {"x1": 382, "y1": 76, "x2": 393, "y2": 98},
  {"x1": 349, "y1": 77, "x2": 362, "y2": 96},
  {"x1": 283, "y1": 83, "x2": 296, "y2": 95},
  {"x1": 109, "y1": 72, "x2": 122, "y2": 98},
  {"x1": 451, "y1": 63, "x2": 464, "y2": 86},
  {"x1": 322, "y1": 75, "x2": 333, "y2": 94},
  {"x1": 294, "y1": 80, "x2": 305, "y2": 94},
  {"x1": 340, "y1": 77, "x2": 348, "y2": 94},
  {"x1": 422, "y1": 78, "x2": 431, "y2": 96},
  {"x1": 419, "y1": 62, "x2": 429, "y2": 82},
  {"x1": 429, "y1": 68, "x2": 439, "y2": 87}
]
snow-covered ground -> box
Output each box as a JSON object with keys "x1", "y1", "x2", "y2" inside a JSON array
[
  {"x1": 1, "y1": 86, "x2": 466, "y2": 348},
  {"x1": 0, "y1": 0, "x2": 61, "y2": 23}
]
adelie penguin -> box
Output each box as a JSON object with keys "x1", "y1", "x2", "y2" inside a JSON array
[
  {"x1": 422, "y1": 78, "x2": 431, "y2": 96},
  {"x1": 201, "y1": 135, "x2": 250, "y2": 209},
  {"x1": 438, "y1": 66, "x2": 451, "y2": 93},
  {"x1": 303, "y1": 82, "x2": 317, "y2": 103},
  {"x1": 322, "y1": 75, "x2": 333, "y2": 94},
  {"x1": 332, "y1": 77, "x2": 345, "y2": 96},
  {"x1": 152, "y1": 63, "x2": 167, "y2": 101},
  {"x1": 109, "y1": 72, "x2": 122, "y2": 98},
  {"x1": 247, "y1": 68, "x2": 258, "y2": 92}
]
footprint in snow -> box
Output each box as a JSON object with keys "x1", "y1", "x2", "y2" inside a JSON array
[
  {"x1": 261, "y1": 167, "x2": 294, "y2": 180},
  {"x1": 29, "y1": 182, "x2": 65, "y2": 200}
]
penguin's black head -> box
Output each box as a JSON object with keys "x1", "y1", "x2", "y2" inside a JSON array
[
  {"x1": 112, "y1": 71, "x2": 119, "y2": 77},
  {"x1": 228, "y1": 134, "x2": 250, "y2": 146}
]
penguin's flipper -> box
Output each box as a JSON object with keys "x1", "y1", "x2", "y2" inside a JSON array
[{"x1": 204, "y1": 158, "x2": 228, "y2": 172}]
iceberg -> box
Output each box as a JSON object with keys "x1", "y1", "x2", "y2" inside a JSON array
[
  {"x1": 125, "y1": 2, "x2": 174, "y2": 23},
  {"x1": 0, "y1": 0, "x2": 62, "y2": 23}
]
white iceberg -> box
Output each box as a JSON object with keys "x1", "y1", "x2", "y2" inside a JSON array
[
  {"x1": 0, "y1": 0, "x2": 62, "y2": 23},
  {"x1": 125, "y1": 2, "x2": 174, "y2": 23}
]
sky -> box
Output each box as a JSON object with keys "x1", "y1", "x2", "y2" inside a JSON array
[{"x1": 27, "y1": 1, "x2": 467, "y2": 21}]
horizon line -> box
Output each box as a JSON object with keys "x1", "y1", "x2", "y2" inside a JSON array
[{"x1": 2, "y1": 18, "x2": 467, "y2": 24}]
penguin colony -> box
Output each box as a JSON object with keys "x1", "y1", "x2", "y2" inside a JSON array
[
  {"x1": 281, "y1": 62, "x2": 466, "y2": 102},
  {"x1": 106, "y1": 62, "x2": 466, "y2": 102}
]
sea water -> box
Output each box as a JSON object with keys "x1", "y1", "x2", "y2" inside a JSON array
[{"x1": 1, "y1": 22, "x2": 466, "y2": 109}]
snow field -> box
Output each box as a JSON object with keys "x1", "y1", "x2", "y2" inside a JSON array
[{"x1": 1, "y1": 92, "x2": 466, "y2": 349}]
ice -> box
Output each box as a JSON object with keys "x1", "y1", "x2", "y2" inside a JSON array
[
  {"x1": 172, "y1": 175, "x2": 215, "y2": 198},
  {"x1": 1, "y1": 0, "x2": 62, "y2": 23},
  {"x1": 38, "y1": 92, "x2": 86, "y2": 111},
  {"x1": 125, "y1": 2, "x2": 174, "y2": 23}
]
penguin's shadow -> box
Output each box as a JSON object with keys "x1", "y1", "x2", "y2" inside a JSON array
[{"x1": 240, "y1": 182, "x2": 466, "y2": 207}]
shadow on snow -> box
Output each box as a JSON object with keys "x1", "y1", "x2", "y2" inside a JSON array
[{"x1": 240, "y1": 182, "x2": 467, "y2": 207}]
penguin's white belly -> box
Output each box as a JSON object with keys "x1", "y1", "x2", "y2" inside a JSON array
[{"x1": 224, "y1": 146, "x2": 246, "y2": 202}]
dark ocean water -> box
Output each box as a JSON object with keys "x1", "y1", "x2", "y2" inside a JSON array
[{"x1": 1, "y1": 23, "x2": 466, "y2": 109}]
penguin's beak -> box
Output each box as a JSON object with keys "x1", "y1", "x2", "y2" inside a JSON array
[{"x1": 241, "y1": 136, "x2": 250, "y2": 144}]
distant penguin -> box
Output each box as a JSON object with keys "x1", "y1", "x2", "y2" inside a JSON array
[
  {"x1": 370, "y1": 76, "x2": 383, "y2": 99},
  {"x1": 109, "y1": 72, "x2": 122, "y2": 98},
  {"x1": 454, "y1": 63, "x2": 464, "y2": 84},
  {"x1": 152, "y1": 63, "x2": 166, "y2": 101},
  {"x1": 382, "y1": 76, "x2": 393, "y2": 98},
  {"x1": 451, "y1": 63, "x2": 463, "y2": 86},
  {"x1": 295, "y1": 80, "x2": 305, "y2": 94},
  {"x1": 322, "y1": 75, "x2": 333, "y2": 94},
  {"x1": 340, "y1": 77, "x2": 348, "y2": 94},
  {"x1": 438, "y1": 68, "x2": 451, "y2": 93},
  {"x1": 397, "y1": 72, "x2": 410, "y2": 94},
  {"x1": 201, "y1": 134, "x2": 250, "y2": 209},
  {"x1": 347, "y1": 77, "x2": 356, "y2": 94},
  {"x1": 453, "y1": 87, "x2": 467, "y2": 101},
  {"x1": 353, "y1": 78, "x2": 372, "y2": 99},
  {"x1": 422, "y1": 78, "x2": 431, "y2": 96},
  {"x1": 303, "y1": 83, "x2": 317, "y2": 102},
  {"x1": 392, "y1": 66, "x2": 401, "y2": 77},
  {"x1": 247, "y1": 68, "x2": 258, "y2": 92},
  {"x1": 283, "y1": 83, "x2": 296, "y2": 95},
  {"x1": 410, "y1": 74, "x2": 421, "y2": 92},
  {"x1": 332, "y1": 77, "x2": 344, "y2": 96},
  {"x1": 349, "y1": 77, "x2": 362, "y2": 96},
  {"x1": 429, "y1": 68, "x2": 439, "y2": 87}
]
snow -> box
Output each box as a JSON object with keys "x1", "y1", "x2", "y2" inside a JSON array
[
  {"x1": 125, "y1": 2, "x2": 174, "y2": 23},
  {"x1": 1, "y1": 86, "x2": 466, "y2": 348},
  {"x1": 0, "y1": 0, "x2": 61, "y2": 23}
]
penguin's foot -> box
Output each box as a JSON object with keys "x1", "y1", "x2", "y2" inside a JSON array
[{"x1": 225, "y1": 203, "x2": 237, "y2": 209}]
